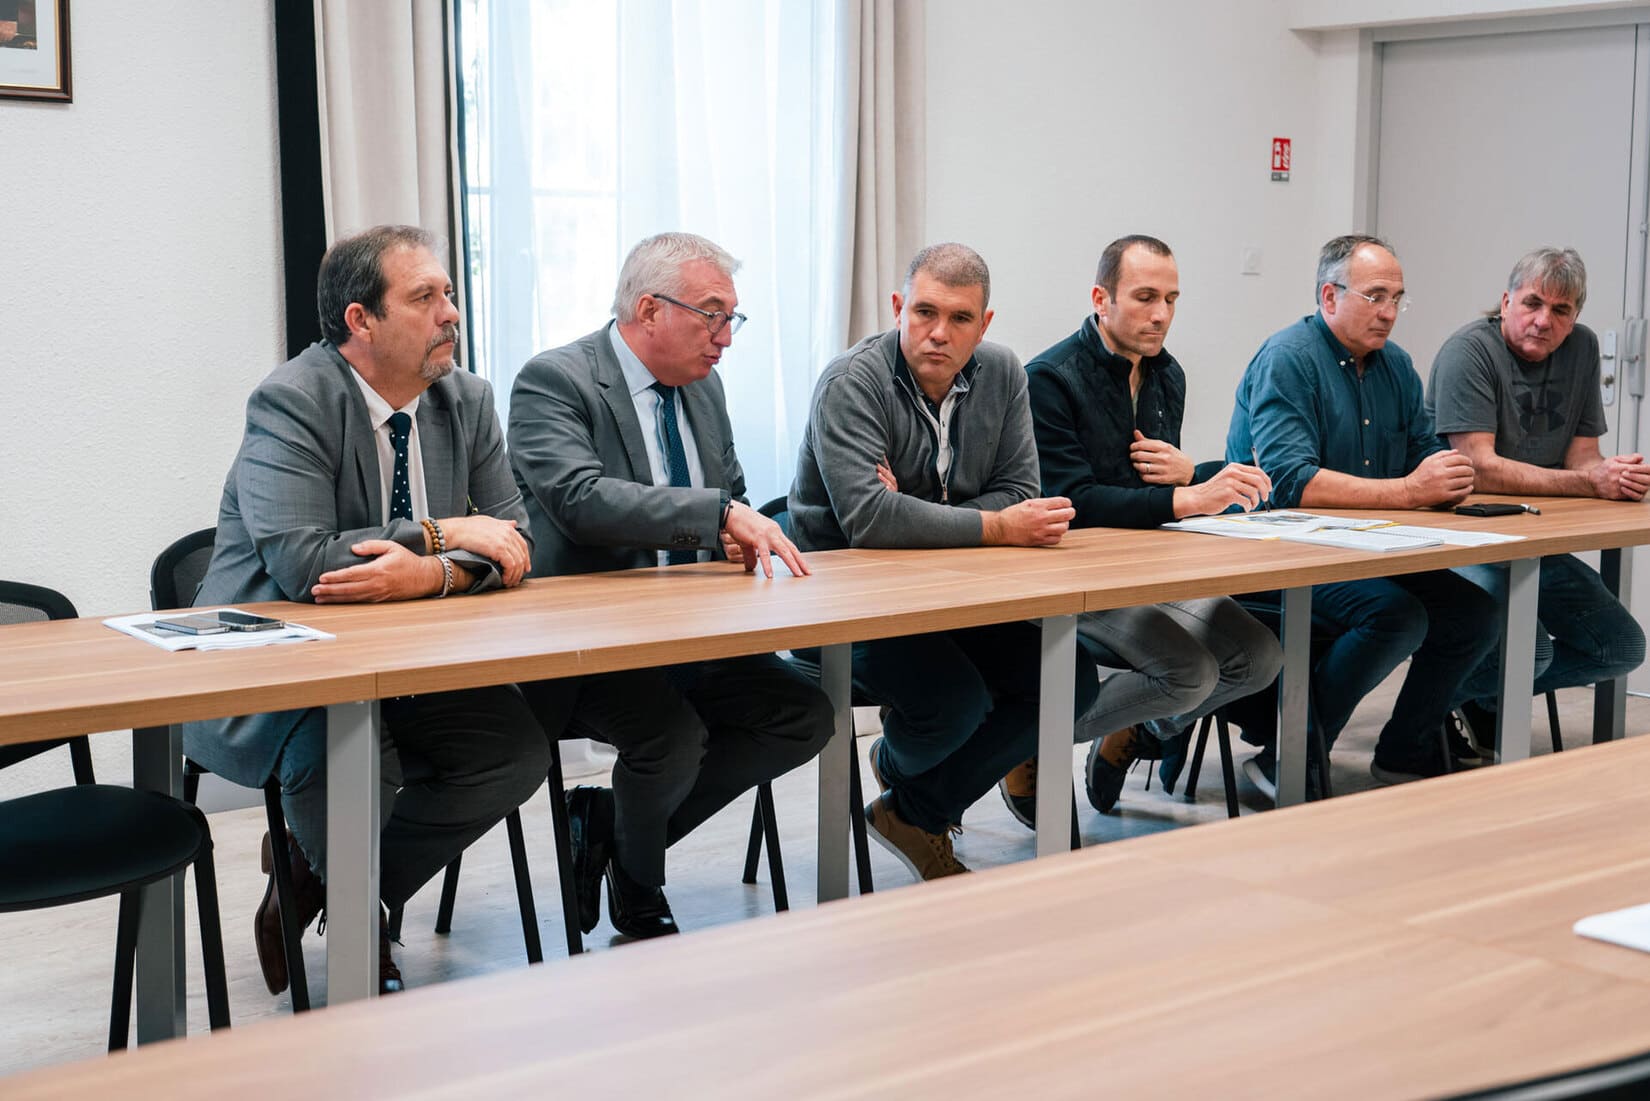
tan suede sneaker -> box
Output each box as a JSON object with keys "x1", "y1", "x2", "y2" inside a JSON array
[
  {"x1": 864, "y1": 792, "x2": 969, "y2": 881},
  {"x1": 997, "y1": 757, "x2": 1037, "y2": 829},
  {"x1": 1084, "y1": 726, "x2": 1141, "y2": 814}
]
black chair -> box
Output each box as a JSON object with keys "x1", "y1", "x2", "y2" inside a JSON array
[
  {"x1": 150, "y1": 529, "x2": 542, "y2": 1004},
  {"x1": 0, "y1": 785, "x2": 232, "y2": 1050},
  {"x1": 0, "y1": 581, "x2": 95, "y2": 785}
]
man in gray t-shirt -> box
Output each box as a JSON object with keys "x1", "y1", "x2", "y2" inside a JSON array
[{"x1": 1426, "y1": 246, "x2": 1647, "y2": 751}]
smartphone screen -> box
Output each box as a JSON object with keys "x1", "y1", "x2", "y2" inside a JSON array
[{"x1": 218, "y1": 611, "x2": 285, "y2": 631}]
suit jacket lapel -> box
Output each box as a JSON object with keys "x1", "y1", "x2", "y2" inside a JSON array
[
  {"x1": 682, "y1": 383, "x2": 727, "y2": 490},
  {"x1": 335, "y1": 359, "x2": 383, "y2": 525},
  {"x1": 594, "y1": 330, "x2": 656, "y2": 486},
  {"x1": 419, "y1": 391, "x2": 456, "y2": 513}
]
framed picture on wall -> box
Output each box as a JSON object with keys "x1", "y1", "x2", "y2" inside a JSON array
[{"x1": 0, "y1": 0, "x2": 70, "y2": 102}]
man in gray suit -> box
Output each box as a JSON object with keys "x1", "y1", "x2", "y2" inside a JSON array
[
  {"x1": 509, "y1": 232, "x2": 832, "y2": 940},
  {"x1": 186, "y1": 225, "x2": 554, "y2": 995}
]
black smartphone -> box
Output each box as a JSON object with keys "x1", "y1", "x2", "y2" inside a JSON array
[
  {"x1": 1454, "y1": 503, "x2": 1525, "y2": 517},
  {"x1": 217, "y1": 611, "x2": 286, "y2": 631},
  {"x1": 152, "y1": 614, "x2": 232, "y2": 635}
]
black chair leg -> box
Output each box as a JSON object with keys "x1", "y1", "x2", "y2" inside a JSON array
[
  {"x1": 108, "y1": 888, "x2": 142, "y2": 1052},
  {"x1": 1070, "y1": 782, "x2": 1082, "y2": 850},
  {"x1": 1214, "y1": 716, "x2": 1240, "y2": 820},
  {"x1": 433, "y1": 854, "x2": 462, "y2": 935},
  {"x1": 756, "y1": 782, "x2": 789, "y2": 912},
  {"x1": 741, "y1": 797, "x2": 764, "y2": 885},
  {"x1": 68, "y1": 736, "x2": 95, "y2": 785},
  {"x1": 505, "y1": 809, "x2": 543, "y2": 963},
  {"x1": 388, "y1": 904, "x2": 405, "y2": 942},
  {"x1": 1546, "y1": 689, "x2": 1564, "y2": 753},
  {"x1": 849, "y1": 755, "x2": 874, "y2": 895},
  {"x1": 545, "y1": 744, "x2": 584, "y2": 956},
  {"x1": 262, "y1": 784, "x2": 309, "y2": 1013},
  {"x1": 1184, "y1": 715, "x2": 1213, "y2": 803},
  {"x1": 191, "y1": 835, "x2": 232, "y2": 1032},
  {"x1": 182, "y1": 761, "x2": 201, "y2": 806},
  {"x1": 1307, "y1": 696, "x2": 1333, "y2": 800}
]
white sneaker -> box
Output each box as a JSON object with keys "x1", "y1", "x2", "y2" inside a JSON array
[{"x1": 1241, "y1": 754, "x2": 1276, "y2": 804}]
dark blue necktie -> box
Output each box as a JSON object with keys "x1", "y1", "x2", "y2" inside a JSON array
[
  {"x1": 651, "y1": 382, "x2": 696, "y2": 564},
  {"x1": 387, "y1": 411, "x2": 414, "y2": 522}
]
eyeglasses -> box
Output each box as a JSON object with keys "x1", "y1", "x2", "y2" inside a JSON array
[
  {"x1": 652, "y1": 293, "x2": 748, "y2": 337},
  {"x1": 1333, "y1": 283, "x2": 1410, "y2": 313}
]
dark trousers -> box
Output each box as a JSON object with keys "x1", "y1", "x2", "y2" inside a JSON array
[
  {"x1": 1243, "y1": 569, "x2": 1498, "y2": 768},
  {"x1": 523, "y1": 654, "x2": 833, "y2": 886},
  {"x1": 850, "y1": 621, "x2": 1101, "y2": 834},
  {"x1": 276, "y1": 684, "x2": 553, "y2": 909}
]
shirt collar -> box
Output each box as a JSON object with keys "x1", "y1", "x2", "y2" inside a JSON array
[
  {"x1": 1309, "y1": 311, "x2": 1382, "y2": 373},
  {"x1": 346, "y1": 365, "x2": 420, "y2": 430},
  {"x1": 608, "y1": 321, "x2": 665, "y2": 398}
]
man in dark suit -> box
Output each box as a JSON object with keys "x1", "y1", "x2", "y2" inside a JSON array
[
  {"x1": 185, "y1": 225, "x2": 554, "y2": 995},
  {"x1": 509, "y1": 231, "x2": 832, "y2": 940}
]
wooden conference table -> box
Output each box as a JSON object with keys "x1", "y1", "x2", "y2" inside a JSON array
[
  {"x1": 14, "y1": 727, "x2": 1650, "y2": 1100},
  {"x1": 0, "y1": 494, "x2": 1645, "y2": 1037}
]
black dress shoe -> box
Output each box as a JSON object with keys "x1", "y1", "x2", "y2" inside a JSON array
[
  {"x1": 604, "y1": 858, "x2": 679, "y2": 939},
  {"x1": 565, "y1": 786, "x2": 613, "y2": 935},
  {"x1": 379, "y1": 909, "x2": 404, "y2": 995}
]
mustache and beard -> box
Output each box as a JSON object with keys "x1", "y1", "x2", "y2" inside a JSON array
[{"x1": 419, "y1": 323, "x2": 460, "y2": 381}]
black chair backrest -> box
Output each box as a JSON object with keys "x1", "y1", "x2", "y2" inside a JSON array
[
  {"x1": 151, "y1": 528, "x2": 217, "y2": 611},
  {"x1": 1444, "y1": 1048, "x2": 1650, "y2": 1099},
  {"x1": 0, "y1": 580, "x2": 77, "y2": 625},
  {"x1": 0, "y1": 581, "x2": 93, "y2": 782}
]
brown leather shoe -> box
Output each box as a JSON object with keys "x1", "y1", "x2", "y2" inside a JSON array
[{"x1": 254, "y1": 829, "x2": 324, "y2": 996}]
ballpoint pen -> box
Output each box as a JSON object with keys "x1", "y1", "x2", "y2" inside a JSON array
[
  {"x1": 1520, "y1": 503, "x2": 1542, "y2": 515},
  {"x1": 1251, "y1": 447, "x2": 1269, "y2": 511}
]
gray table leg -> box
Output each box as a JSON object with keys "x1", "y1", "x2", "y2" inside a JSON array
[
  {"x1": 1595, "y1": 547, "x2": 1632, "y2": 744},
  {"x1": 817, "y1": 643, "x2": 853, "y2": 903},
  {"x1": 325, "y1": 700, "x2": 379, "y2": 1005},
  {"x1": 1496, "y1": 558, "x2": 1539, "y2": 763},
  {"x1": 1275, "y1": 588, "x2": 1311, "y2": 807},
  {"x1": 1035, "y1": 616, "x2": 1076, "y2": 858},
  {"x1": 132, "y1": 723, "x2": 185, "y2": 1043}
]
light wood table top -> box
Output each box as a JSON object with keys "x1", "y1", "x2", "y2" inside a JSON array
[
  {"x1": 855, "y1": 495, "x2": 1650, "y2": 612},
  {"x1": 0, "y1": 551, "x2": 1078, "y2": 747},
  {"x1": 14, "y1": 735, "x2": 1650, "y2": 1100}
]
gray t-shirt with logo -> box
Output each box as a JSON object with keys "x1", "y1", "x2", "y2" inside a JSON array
[{"x1": 1427, "y1": 316, "x2": 1606, "y2": 469}]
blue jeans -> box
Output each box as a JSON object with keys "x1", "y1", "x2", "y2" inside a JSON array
[
  {"x1": 850, "y1": 621, "x2": 1100, "y2": 834},
  {"x1": 1243, "y1": 569, "x2": 1498, "y2": 768},
  {"x1": 1454, "y1": 553, "x2": 1645, "y2": 706}
]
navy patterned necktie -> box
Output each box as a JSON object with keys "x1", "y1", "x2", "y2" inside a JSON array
[
  {"x1": 387, "y1": 411, "x2": 414, "y2": 521},
  {"x1": 650, "y1": 382, "x2": 696, "y2": 564}
]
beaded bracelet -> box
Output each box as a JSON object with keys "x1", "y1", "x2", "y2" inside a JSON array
[{"x1": 420, "y1": 517, "x2": 447, "y2": 555}]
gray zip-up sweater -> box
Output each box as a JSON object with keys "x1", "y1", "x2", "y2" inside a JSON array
[{"x1": 789, "y1": 329, "x2": 1039, "y2": 550}]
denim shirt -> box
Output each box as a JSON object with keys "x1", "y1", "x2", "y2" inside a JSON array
[{"x1": 1226, "y1": 314, "x2": 1442, "y2": 508}]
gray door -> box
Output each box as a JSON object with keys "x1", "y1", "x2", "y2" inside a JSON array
[{"x1": 1374, "y1": 21, "x2": 1650, "y2": 691}]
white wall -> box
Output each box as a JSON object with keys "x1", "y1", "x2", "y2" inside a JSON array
[
  {"x1": 925, "y1": 1, "x2": 1365, "y2": 456},
  {"x1": 1, "y1": 0, "x2": 282, "y2": 794}
]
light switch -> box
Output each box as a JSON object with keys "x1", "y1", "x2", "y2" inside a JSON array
[{"x1": 1241, "y1": 247, "x2": 1262, "y2": 275}]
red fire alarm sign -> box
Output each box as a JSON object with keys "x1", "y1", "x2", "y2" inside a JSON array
[{"x1": 1271, "y1": 137, "x2": 1291, "y2": 182}]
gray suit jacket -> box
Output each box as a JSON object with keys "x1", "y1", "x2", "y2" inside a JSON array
[
  {"x1": 184, "y1": 341, "x2": 529, "y2": 788},
  {"x1": 508, "y1": 324, "x2": 747, "y2": 577}
]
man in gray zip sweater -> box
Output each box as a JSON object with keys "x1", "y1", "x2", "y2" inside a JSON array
[{"x1": 790, "y1": 243, "x2": 1101, "y2": 881}]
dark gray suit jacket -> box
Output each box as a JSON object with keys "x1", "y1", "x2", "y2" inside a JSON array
[
  {"x1": 508, "y1": 324, "x2": 747, "y2": 577},
  {"x1": 184, "y1": 341, "x2": 529, "y2": 788}
]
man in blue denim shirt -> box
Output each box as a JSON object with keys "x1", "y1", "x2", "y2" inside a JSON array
[{"x1": 1226, "y1": 234, "x2": 1498, "y2": 790}]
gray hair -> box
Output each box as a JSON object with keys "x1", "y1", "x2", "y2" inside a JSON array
[
  {"x1": 317, "y1": 225, "x2": 439, "y2": 345},
  {"x1": 903, "y1": 242, "x2": 992, "y2": 310},
  {"x1": 1507, "y1": 247, "x2": 1587, "y2": 312},
  {"x1": 1315, "y1": 234, "x2": 1395, "y2": 304},
  {"x1": 612, "y1": 232, "x2": 741, "y2": 322}
]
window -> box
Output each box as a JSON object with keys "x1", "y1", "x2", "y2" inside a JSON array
[{"x1": 456, "y1": 0, "x2": 845, "y2": 506}]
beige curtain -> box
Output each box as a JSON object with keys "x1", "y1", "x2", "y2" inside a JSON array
[
  {"x1": 838, "y1": 0, "x2": 926, "y2": 345},
  {"x1": 313, "y1": 0, "x2": 461, "y2": 273}
]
